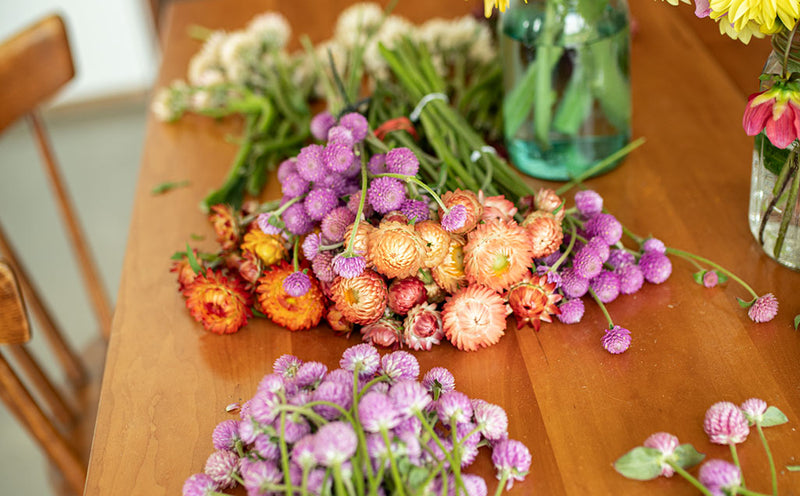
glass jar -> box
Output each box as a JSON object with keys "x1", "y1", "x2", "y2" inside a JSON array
[
  {"x1": 498, "y1": 0, "x2": 631, "y2": 181},
  {"x1": 747, "y1": 31, "x2": 800, "y2": 270}
]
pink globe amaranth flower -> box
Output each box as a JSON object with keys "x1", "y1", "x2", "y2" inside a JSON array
[
  {"x1": 694, "y1": 0, "x2": 711, "y2": 17},
  {"x1": 282, "y1": 270, "x2": 311, "y2": 297},
  {"x1": 704, "y1": 401, "x2": 750, "y2": 444},
  {"x1": 183, "y1": 473, "x2": 219, "y2": 496},
  {"x1": 698, "y1": 459, "x2": 742, "y2": 496},
  {"x1": 473, "y1": 400, "x2": 509, "y2": 441},
  {"x1": 584, "y1": 213, "x2": 623, "y2": 245},
  {"x1": 702, "y1": 270, "x2": 719, "y2": 288},
  {"x1": 240, "y1": 459, "x2": 282, "y2": 495},
  {"x1": 361, "y1": 318, "x2": 404, "y2": 349},
  {"x1": 368, "y1": 176, "x2": 407, "y2": 214},
  {"x1": 358, "y1": 391, "x2": 402, "y2": 433},
  {"x1": 320, "y1": 205, "x2": 355, "y2": 242},
  {"x1": 385, "y1": 147, "x2": 420, "y2": 176},
  {"x1": 743, "y1": 85, "x2": 800, "y2": 149},
  {"x1": 440, "y1": 204, "x2": 467, "y2": 232},
  {"x1": 491, "y1": 439, "x2": 532, "y2": 490},
  {"x1": 380, "y1": 350, "x2": 420, "y2": 381},
  {"x1": 642, "y1": 237, "x2": 666, "y2": 253},
  {"x1": 639, "y1": 251, "x2": 672, "y2": 284},
  {"x1": 312, "y1": 381, "x2": 353, "y2": 420},
  {"x1": 436, "y1": 390, "x2": 473, "y2": 425},
  {"x1": 400, "y1": 198, "x2": 430, "y2": 222},
  {"x1": 740, "y1": 398, "x2": 768, "y2": 425},
  {"x1": 257, "y1": 212, "x2": 283, "y2": 236},
  {"x1": 204, "y1": 449, "x2": 239, "y2": 488},
  {"x1": 560, "y1": 267, "x2": 589, "y2": 298},
  {"x1": 643, "y1": 432, "x2": 679, "y2": 477},
  {"x1": 322, "y1": 141, "x2": 355, "y2": 173},
  {"x1": 403, "y1": 302, "x2": 444, "y2": 351},
  {"x1": 212, "y1": 419, "x2": 240, "y2": 451},
  {"x1": 389, "y1": 379, "x2": 432, "y2": 415},
  {"x1": 304, "y1": 187, "x2": 338, "y2": 221},
  {"x1": 422, "y1": 366, "x2": 456, "y2": 394},
  {"x1": 332, "y1": 253, "x2": 367, "y2": 279},
  {"x1": 748, "y1": 293, "x2": 778, "y2": 323},
  {"x1": 313, "y1": 421, "x2": 358, "y2": 466},
  {"x1": 281, "y1": 171, "x2": 311, "y2": 198},
  {"x1": 590, "y1": 270, "x2": 621, "y2": 303},
  {"x1": 277, "y1": 158, "x2": 297, "y2": 182},
  {"x1": 327, "y1": 125, "x2": 355, "y2": 147},
  {"x1": 602, "y1": 325, "x2": 632, "y2": 354},
  {"x1": 574, "y1": 190, "x2": 603, "y2": 216},
  {"x1": 273, "y1": 354, "x2": 302, "y2": 377},
  {"x1": 302, "y1": 232, "x2": 323, "y2": 261},
  {"x1": 339, "y1": 112, "x2": 369, "y2": 142},
  {"x1": 573, "y1": 245, "x2": 603, "y2": 279},
  {"x1": 296, "y1": 144, "x2": 326, "y2": 182},
  {"x1": 293, "y1": 361, "x2": 328, "y2": 389},
  {"x1": 557, "y1": 298, "x2": 585, "y2": 324},
  {"x1": 310, "y1": 111, "x2": 336, "y2": 141},
  {"x1": 340, "y1": 343, "x2": 381, "y2": 376},
  {"x1": 616, "y1": 263, "x2": 644, "y2": 295}
]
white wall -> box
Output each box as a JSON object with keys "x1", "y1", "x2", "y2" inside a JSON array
[{"x1": 0, "y1": 0, "x2": 159, "y2": 106}]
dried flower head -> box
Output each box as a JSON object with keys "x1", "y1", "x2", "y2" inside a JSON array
[
  {"x1": 256, "y1": 260, "x2": 324, "y2": 331},
  {"x1": 209, "y1": 204, "x2": 239, "y2": 251},
  {"x1": 367, "y1": 221, "x2": 426, "y2": 279},
  {"x1": 240, "y1": 228, "x2": 287, "y2": 266},
  {"x1": 522, "y1": 211, "x2": 564, "y2": 259},
  {"x1": 534, "y1": 188, "x2": 565, "y2": 221},
  {"x1": 204, "y1": 450, "x2": 239, "y2": 488},
  {"x1": 557, "y1": 297, "x2": 585, "y2": 324},
  {"x1": 464, "y1": 220, "x2": 533, "y2": 292},
  {"x1": 332, "y1": 253, "x2": 367, "y2": 279},
  {"x1": 601, "y1": 325, "x2": 632, "y2": 354},
  {"x1": 388, "y1": 277, "x2": 428, "y2": 315},
  {"x1": 432, "y1": 234, "x2": 468, "y2": 294},
  {"x1": 414, "y1": 220, "x2": 451, "y2": 268},
  {"x1": 321, "y1": 206, "x2": 356, "y2": 243},
  {"x1": 491, "y1": 439, "x2": 531, "y2": 490},
  {"x1": 182, "y1": 473, "x2": 219, "y2": 496},
  {"x1": 360, "y1": 318, "x2": 404, "y2": 349},
  {"x1": 171, "y1": 251, "x2": 200, "y2": 291},
  {"x1": 748, "y1": 293, "x2": 778, "y2": 323},
  {"x1": 330, "y1": 269, "x2": 388, "y2": 325},
  {"x1": 507, "y1": 275, "x2": 562, "y2": 331},
  {"x1": 403, "y1": 303, "x2": 444, "y2": 351},
  {"x1": 698, "y1": 459, "x2": 742, "y2": 496},
  {"x1": 439, "y1": 189, "x2": 483, "y2": 234},
  {"x1": 643, "y1": 432, "x2": 680, "y2": 477},
  {"x1": 479, "y1": 191, "x2": 518, "y2": 223},
  {"x1": 183, "y1": 269, "x2": 252, "y2": 334},
  {"x1": 574, "y1": 190, "x2": 603, "y2": 216},
  {"x1": 442, "y1": 285, "x2": 507, "y2": 351},
  {"x1": 325, "y1": 306, "x2": 353, "y2": 336},
  {"x1": 704, "y1": 401, "x2": 750, "y2": 444},
  {"x1": 740, "y1": 398, "x2": 768, "y2": 424}
]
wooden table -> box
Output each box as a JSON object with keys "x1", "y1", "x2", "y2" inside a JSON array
[{"x1": 84, "y1": 1, "x2": 800, "y2": 495}]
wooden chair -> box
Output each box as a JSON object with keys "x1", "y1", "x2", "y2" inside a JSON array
[{"x1": 0, "y1": 14, "x2": 112, "y2": 496}]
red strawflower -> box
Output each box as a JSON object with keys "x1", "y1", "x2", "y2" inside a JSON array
[
  {"x1": 183, "y1": 269, "x2": 253, "y2": 334},
  {"x1": 506, "y1": 275, "x2": 562, "y2": 331}
]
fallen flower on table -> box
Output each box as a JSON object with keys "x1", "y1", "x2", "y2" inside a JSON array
[
  {"x1": 182, "y1": 344, "x2": 531, "y2": 496},
  {"x1": 615, "y1": 398, "x2": 791, "y2": 496}
]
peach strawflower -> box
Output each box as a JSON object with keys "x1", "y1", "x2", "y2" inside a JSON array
[
  {"x1": 479, "y1": 191, "x2": 518, "y2": 223},
  {"x1": 432, "y1": 234, "x2": 468, "y2": 294},
  {"x1": 343, "y1": 221, "x2": 375, "y2": 265},
  {"x1": 209, "y1": 204, "x2": 240, "y2": 251},
  {"x1": 240, "y1": 228, "x2": 287, "y2": 266},
  {"x1": 442, "y1": 285, "x2": 507, "y2": 351},
  {"x1": 522, "y1": 211, "x2": 564, "y2": 259},
  {"x1": 256, "y1": 260, "x2": 324, "y2": 331},
  {"x1": 367, "y1": 221, "x2": 426, "y2": 279},
  {"x1": 414, "y1": 220, "x2": 451, "y2": 268},
  {"x1": 438, "y1": 189, "x2": 483, "y2": 234},
  {"x1": 183, "y1": 268, "x2": 253, "y2": 334},
  {"x1": 507, "y1": 275, "x2": 562, "y2": 331},
  {"x1": 534, "y1": 188, "x2": 565, "y2": 222},
  {"x1": 464, "y1": 220, "x2": 533, "y2": 292},
  {"x1": 361, "y1": 318, "x2": 404, "y2": 349},
  {"x1": 326, "y1": 306, "x2": 353, "y2": 336},
  {"x1": 330, "y1": 269, "x2": 388, "y2": 325}
]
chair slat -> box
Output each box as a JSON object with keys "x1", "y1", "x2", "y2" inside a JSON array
[
  {"x1": 6, "y1": 344, "x2": 76, "y2": 427},
  {"x1": 0, "y1": 261, "x2": 29, "y2": 344}
]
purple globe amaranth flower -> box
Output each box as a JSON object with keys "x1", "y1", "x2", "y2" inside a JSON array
[
  {"x1": 573, "y1": 245, "x2": 603, "y2": 280},
  {"x1": 322, "y1": 142, "x2": 355, "y2": 173},
  {"x1": 324, "y1": 368, "x2": 353, "y2": 386},
  {"x1": 642, "y1": 237, "x2": 667, "y2": 253},
  {"x1": 461, "y1": 474, "x2": 488, "y2": 496},
  {"x1": 283, "y1": 270, "x2": 311, "y2": 297},
  {"x1": 240, "y1": 458, "x2": 282, "y2": 495},
  {"x1": 332, "y1": 253, "x2": 366, "y2": 278},
  {"x1": 368, "y1": 153, "x2": 388, "y2": 175},
  {"x1": 340, "y1": 343, "x2": 381, "y2": 376},
  {"x1": 422, "y1": 367, "x2": 456, "y2": 395},
  {"x1": 389, "y1": 380, "x2": 431, "y2": 415},
  {"x1": 290, "y1": 435, "x2": 316, "y2": 469},
  {"x1": 311, "y1": 250, "x2": 335, "y2": 282},
  {"x1": 321, "y1": 207, "x2": 355, "y2": 243},
  {"x1": 294, "y1": 361, "x2": 328, "y2": 389},
  {"x1": 274, "y1": 414, "x2": 311, "y2": 444},
  {"x1": 368, "y1": 176, "x2": 406, "y2": 214},
  {"x1": 302, "y1": 232, "x2": 323, "y2": 261},
  {"x1": 473, "y1": 400, "x2": 509, "y2": 441},
  {"x1": 457, "y1": 422, "x2": 481, "y2": 466},
  {"x1": 257, "y1": 373, "x2": 286, "y2": 395},
  {"x1": 281, "y1": 171, "x2": 311, "y2": 198},
  {"x1": 560, "y1": 267, "x2": 589, "y2": 298},
  {"x1": 557, "y1": 298, "x2": 585, "y2": 324},
  {"x1": 574, "y1": 190, "x2": 603, "y2": 216},
  {"x1": 491, "y1": 439, "x2": 532, "y2": 490},
  {"x1": 327, "y1": 125, "x2": 355, "y2": 147},
  {"x1": 535, "y1": 265, "x2": 562, "y2": 288},
  {"x1": 273, "y1": 354, "x2": 302, "y2": 377},
  {"x1": 704, "y1": 401, "x2": 750, "y2": 444},
  {"x1": 698, "y1": 459, "x2": 742, "y2": 496},
  {"x1": 347, "y1": 190, "x2": 373, "y2": 217},
  {"x1": 182, "y1": 473, "x2": 219, "y2": 496},
  {"x1": 359, "y1": 391, "x2": 402, "y2": 432},
  {"x1": 400, "y1": 198, "x2": 429, "y2": 222},
  {"x1": 586, "y1": 236, "x2": 610, "y2": 262},
  {"x1": 585, "y1": 213, "x2": 623, "y2": 245},
  {"x1": 257, "y1": 212, "x2": 283, "y2": 236},
  {"x1": 437, "y1": 390, "x2": 473, "y2": 425},
  {"x1": 602, "y1": 325, "x2": 632, "y2": 354},
  {"x1": 254, "y1": 434, "x2": 280, "y2": 461},
  {"x1": 703, "y1": 270, "x2": 719, "y2": 288},
  {"x1": 282, "y1": 202, "x2": 314, "y2": 235},
  {"x1": 740, "y1": 398, "x2": 768, "y2": 425},
  {"x1": 237, "y1": 416, "x2": 259, "y2": 444},
  {"x1": 204, "y1": 449, "x2": 239, "y2": 488},
  {"x1": 639, "y1": 251, "x2": 672, "y2": 284},
  {"x1": 440, "y1": 204, "x2": 467, "y2": 232},
  {"x1": 339, "y1": 112, "x2": 369, "y2": 142},
  {"x1": 313, "y1": 421, "x2": 358, "y2": 466},
  {"x1": 312, "y1": 381, "x2": 353, "y2": 420},
  {"x1": 212, "y1": 419, "x2": 240, "y2": 451},
  {"x1": 748, "y1": 293, "x2": 778, "y2": 323},
  {"x1": 380, "y1": 351, "x2": 420, "y2": 381},
  {"x1": 590, "y1": 270, "x2": 621, "y2": 303},
  {"x1": 385, "y1": 147, "x2": 420, "y2": 176},
  {"x1": 276, "y1": 158, "x2": 297, "y2": 182},
  {"x1": 310, "y1": 111, "x2": 336, "y2": 141},
  {"x1": 608, "y1": 248, "x2": 636, "y2": 269},
  {"x1": 643, "y1": 432, "x2": 680, "y2": 477},
  {"x1": 296, "y1": 144, "x2": 326, "y2": 182},
  {"x1": 304, "y1": 188, "x2": 338, "y2": 221},
  {"x1": 249, "y1": 390, "x2": 280, "y2": 425},
  {"x1": 616, "y1": 264, "x2": 644, "y2": 295}
]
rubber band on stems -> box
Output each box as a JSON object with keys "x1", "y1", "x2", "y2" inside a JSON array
[
  {"x1": 409, "y1": 92, "x2": 448, "y2": 122},
  {"x1": 470, "y1": 146, "x2": 497, "y2": 162}
]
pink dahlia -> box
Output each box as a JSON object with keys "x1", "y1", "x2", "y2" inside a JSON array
[{"x1": 743, "y1": 85, "x2": 800, "y2": 149}]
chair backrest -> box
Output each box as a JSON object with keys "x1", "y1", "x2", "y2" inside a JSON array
[{"x1": 0, "y1": 15, "x2": 112, "y2": 495}]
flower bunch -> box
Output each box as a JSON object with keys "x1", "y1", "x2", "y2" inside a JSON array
[
  {"x1": 615, "y1": 398, "x2": 791, "y2": 496},
  {"x1": 182, "y1": 344, "x2": 531, "y2": 496}
]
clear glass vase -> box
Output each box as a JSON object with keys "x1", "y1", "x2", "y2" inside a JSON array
[
  {"x1": 499, "y1": 0, "x2": 631, "y2": 181},
  {"x1": 747, "y1": 32, "x2": 800, "y2": 270}
]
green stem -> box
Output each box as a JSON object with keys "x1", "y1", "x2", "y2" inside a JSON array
[
  {"x1": 373, "y1": 172, "x2": 449, "y2": 212},
  {"x1": 730, "y1": 442, "x2": 744, "y2": 488},
  {"x1": 774, "y1": 156, "x2": 800, "y2": 259},
  {"x1": 343, "y1": 146, "x2": 369, "y2": 258},
  {"x1": 734, "y1": 489, "x2": 773, "y2": 496},
  {"x1": 301, "y1": 465, "x2": 310, "y2": 496},
  {"x1": 380, "y1": 427, "x2": 407, "y2": 496},
  {"x1": 279, "y1": 408, "x2": 294, "y2": 496},
  {"x1": 665, "y1": 247, "x2": 759, "y2": 300},
  {"x1": 549, "y1": 217, "x2": 577, "y2": 272},
  {"x1": 493, "y1": 473, "x2": 509, "y2": 496},
  {"x1": 555, "y1": 137, "x2": 646, "y2": 195},
  {"x1": 782, "y1": 21, "x2": 800, "y2": 79},
  {"x1": 291, "y1": 237, "x2": 300, "y2": 272},
  {"x1": 666, "y1": 461, "x2": 715, "y2": 496},
  {"x1": 588, "y1": 287, "x2": 615, "y2": 328},
  {"x1": 333, "y1": 463, "x2": 347, "y2": 496},
  {"x1": 414, "y1": 411, "x2": 458, "y2": 469},
  {"x1": 756, "y1": 423, "x2": 778, "y2": 496}
]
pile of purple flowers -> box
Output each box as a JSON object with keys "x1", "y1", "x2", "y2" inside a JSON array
[{"x1": 183, "y1": 344, "x2": 531, "y2": 496}]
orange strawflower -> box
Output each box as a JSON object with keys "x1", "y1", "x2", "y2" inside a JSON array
[
  {"x1": 507, "y1": 275, "x2": 562, "y2": 331},
  {"x1": 209, "y1": 204, "x2": 240, "y2": 251},
  {"x1": 183, "y1": 268, "x2": 253, "y2": 335},
  {"x1": 367, "y1": 221, "x2": 426, "y2": 279},
  {"x1": 414, "y1": 220, "x2": 451, "y2": 268},
  {"x1": 438, "y1": 189, "x2": 483, "y2": 234},
  {"x1": 344, "y1": 221, "x2": 375, "y2": 264},
  {"x1": 330, "y1": 269, "x2": 388, "y2": 325},
  {"x1": 326, "y1": 306, "x2": 353, "y2": 337},
  {"x1": 241, "y1": 228, "x2": 287, "y2": 266},
  {"x1": 442, "y1": 285, "x2": 507, "y2": 351},
  {"x1": 478, "y1": 191, "x2": 518, "y2": 223},
  {"x1": 432, "y1": 234, "x2": 468, "y2": 294},
  {"x1": 464, "y1": 220, "x2": 533, "y2": 292},
  {"x1": 256, "y1": 260, "x2": 325, "y2": 331},
  {"x1": 522, "y1": 211, "x2": 564, "y2": 259}
]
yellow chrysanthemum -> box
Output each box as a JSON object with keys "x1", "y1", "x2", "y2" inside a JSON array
[
  {"x1": 482, "y1": 0, "x2": 510, "y2": 17},
  {"x1": 240, "y1": 229, "x2": 287, "y2": 266},
  {"x1": 710, "y1": 0, "x2": 799, "y2": 34},
  {"x1": 717, "y1": 16, "x2": 767, "y2": 43}
]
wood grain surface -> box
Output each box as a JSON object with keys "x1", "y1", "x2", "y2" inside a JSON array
[{"x1": 84, "y1": 1, "x2": 800, "y2": 495}]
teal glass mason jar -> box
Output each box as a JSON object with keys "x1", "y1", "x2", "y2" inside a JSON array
[{"x1": 499, "y1": 0, "x2": 631, "y2": 181}]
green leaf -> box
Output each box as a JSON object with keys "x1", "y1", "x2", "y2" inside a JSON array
[
  {"x1": 190, "y1": 233, "x2": 205, "y2": 241},
  {"x1": 673, "y1": 444, "x2": 705, "y2": 469},
  {"x1": 737, "y1": 297, "x2": 755, "y2": 309},
  {"x1": 761, "y1": 406, "x2": 789, "y2": 427},
  {"x1": 756, "y1": 133, "x2": 792, "y2": 176},
  {"x1": 715, "y1": 271, "x2": 729, "y2": 284},
  {"x1": 252, "y1": 308, "x2": 267, "y2": 318},
  {"x1": 151, "y1": 180, "x2": 189, "y2": 195},
  {"x1": 170, "y1": 251, "x2": 187, "y2": 261},
  {"x1": 787, "y1": 465, "x2": 800, "y2": 471},
  {"x1": 503, "y1": 61, "x2": 539, "y2": 139},
  {"x1": 186, "y1": 243, "x2": 202, "y2": 275},
  {"x1": 794, "y1": 314, "x2": 800, "y2": 330},
  {"x1": 613, "y1": 447, "x2": 663, "y2": 481},
  {"x1": 692, "y1": 270, "x2": 706, "y2": 286}
]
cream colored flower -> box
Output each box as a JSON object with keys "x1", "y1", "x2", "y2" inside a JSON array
[
  {"x1": 414, "y1": 220, "x2": 451, "y2": 268},
  {"x1": 442, "y1": 285, "x2": 506, "y2": 351}
]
